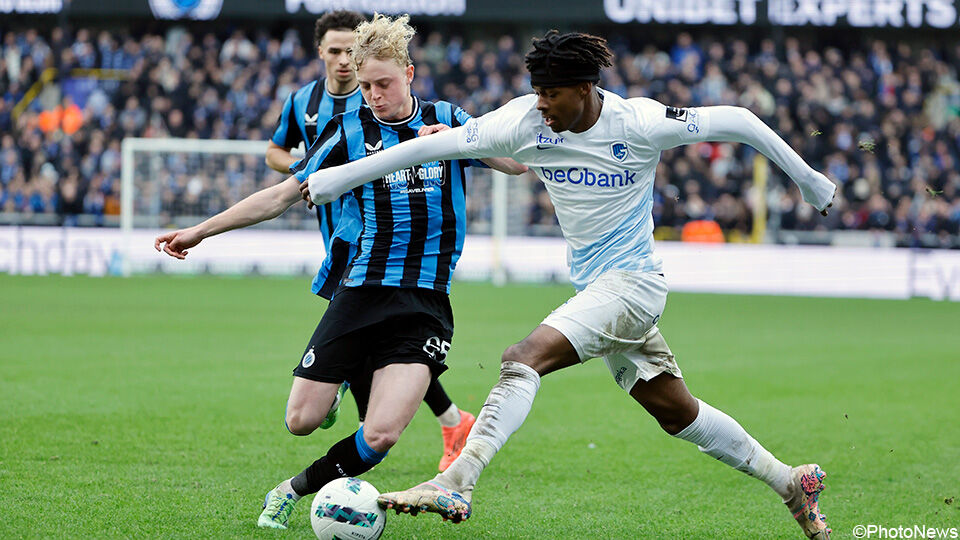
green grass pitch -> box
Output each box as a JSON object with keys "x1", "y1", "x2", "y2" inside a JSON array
[{"x1": 2, "y1": 274, "x2": 958, "y2": 538}]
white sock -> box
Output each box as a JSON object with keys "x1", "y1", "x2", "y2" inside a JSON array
[
  {"x1": 278, "y1": 478, "x2": 301, "y2": 501},
  {"x1": 674, "y1": 399, "x2": 793, "y2": 500},
  {"x1": 437, "y1": 403, "x2": 462, "y2": 427},
  {"x1": 439, "y1": 361, "x2": 540, "y2": 492}
]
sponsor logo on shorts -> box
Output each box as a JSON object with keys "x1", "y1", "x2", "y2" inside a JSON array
[
  {"x1": 615, "y1": 366, "x2": 627, "y2": 386},
  {"x1": 652, "y1": 314, "x2": 660, "y2": 326},
  {"x1": 301, "y1": 347, "x2": 315, "y2": 368}
]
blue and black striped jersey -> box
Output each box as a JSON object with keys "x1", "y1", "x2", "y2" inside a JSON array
[
  {"x1": 293, "y1": 97, "x2": 477, "y2": 295},
  {"x1": 272, "y1": 79, "x2": 364, "y2": 251}
]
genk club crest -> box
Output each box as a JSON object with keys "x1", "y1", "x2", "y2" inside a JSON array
[{"x1": 610, "y1": 141, "x2": 628, "y2": 162}]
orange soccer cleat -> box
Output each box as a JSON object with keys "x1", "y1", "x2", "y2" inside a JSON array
[{"x1": 438, "y1": 410, "x2": 476, "y2": 472}]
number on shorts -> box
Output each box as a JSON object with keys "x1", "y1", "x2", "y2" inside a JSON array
[{"x1": 423, "y1": 337, "x2": 451, "y2": 362}]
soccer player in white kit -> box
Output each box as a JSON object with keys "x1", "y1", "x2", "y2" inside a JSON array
[{"x1": 299, "y1": 31, "x2": 836, "y2": 539}]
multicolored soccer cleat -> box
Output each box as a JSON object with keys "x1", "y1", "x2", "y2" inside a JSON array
[
  {"x1": 439, "y1": 410, "x2": 476, "y2": 472},
  {"x1": 318, "y1": 382, "x2": 349, "y2": 430},
  {"x1": 257, "y1": 487, "x2": 298, "y2": 529},
  {"x1": 377, "y1": 480, "x2": 472, "y2": 523},
  {"x1": 785, "y1": 464, "x2": 831, "y2": 539}
]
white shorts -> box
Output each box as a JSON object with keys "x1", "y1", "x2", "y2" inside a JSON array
[{"x1": 542, "y1": 269, "x2": 681, "y2": 392}]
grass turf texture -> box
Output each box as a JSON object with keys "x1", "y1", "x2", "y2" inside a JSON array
[{"x1": 1, "y1": 274, "x2": 958, "y2": 539}]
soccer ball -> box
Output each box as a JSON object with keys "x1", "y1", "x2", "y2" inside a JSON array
[{"x1": 310, "y1": 477, "x2": 386, "y2": 540}]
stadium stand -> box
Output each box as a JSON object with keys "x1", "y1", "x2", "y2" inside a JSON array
[{"x1": 2, "y1": 26, "x2": 959, "y2": 246}]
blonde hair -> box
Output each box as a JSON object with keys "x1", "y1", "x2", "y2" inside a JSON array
[{"x1": 351, "y1": 13, "x2": 415, "y2": 69}]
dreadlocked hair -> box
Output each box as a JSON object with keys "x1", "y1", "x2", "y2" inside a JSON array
[
  {"x1": 314, "y1": 10, "x2": 366, "y2": 49},
  {"x1": 525, "y1": 30, "x2": 613, "y2": 85}
]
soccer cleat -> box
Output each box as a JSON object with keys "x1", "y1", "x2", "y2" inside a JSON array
[
  {"x1": 784, "y1": 464, "x2": 831, "y2": 539},
  {"x1": 377, "y1": 480, "x2": 472, "y2": 523},
  {"x1": 439, "y1": 410, "x2": 476, "y2": 472},
  {"x1": 318, "y1": 382, "x2": 348, "y2": 430},
  {"x1": 257, "y1": 487, "x2": 298, "y2": 529}
]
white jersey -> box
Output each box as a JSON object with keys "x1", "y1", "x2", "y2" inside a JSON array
[
  {"x1": 307, "y1": 88, "x2": 835, "y2": 291},
  {"x1": 458, "y1": 90, "x2": 713, "y2": 290}
]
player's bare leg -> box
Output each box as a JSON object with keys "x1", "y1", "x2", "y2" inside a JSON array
[
  {"x1": 362, "y1": 363, "x2": 433, "y2": 453},
  {"x1": 631, "y1": 374, "x2": 830, "y2": 539},
  {"x1": 260, "y1": 377, "x2": 341, "y2": 528},
  {"x1": 378, "y1": 325, "x2": 577, "y2": 521},
  {"x1": 260, "y1": 366, "x2": 431, "y2": 529},
  {"x1": 284, "y1": 377, "x2": 342, "y2": 435}
]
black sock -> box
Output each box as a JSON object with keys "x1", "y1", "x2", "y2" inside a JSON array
[
  {"x1": 290, "y1": 431, "x2": 374, "y2": 497},
  {"x1": 349, "y1": 377, "x2": 371, "y2": 422},
  {"x1": 423, "y1": 376, "x2": 453, "y2": 417}
]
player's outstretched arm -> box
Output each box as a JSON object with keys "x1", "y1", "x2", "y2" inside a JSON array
[
  {"x1": 301, "y1": 127, "x2": 468, "y2": 206},
  {"x1": 418, "y1": 123, "x2": 527, "y2": 175},
  {"x1": 700, "y1": 106, "x2": 836, "y2": 215},
  {"x1": 155, "y1": 176, "x2": 303, "y2": 259},
  {"x1": 265, "y1": 141, "x2": 301, "y2": 174}
]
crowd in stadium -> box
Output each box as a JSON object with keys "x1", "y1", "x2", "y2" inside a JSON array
[{"x1": 1, "y1": 25, "x2": 959, "y2": 245}]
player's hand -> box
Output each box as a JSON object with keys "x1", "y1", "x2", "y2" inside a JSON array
[
  {"x1": 303, "y1": 169, "x2": 337, "y2": 208},
  {"x1": 820, "y1": 185, "x2": 837, "y2": 217},
  {"x1": 154, "y1": 227, "x2": 203, "y2": 260},
  {"x1": 418, "y1": 124, "x2": 450, "y2": 137},
  {"x1": 299, "y1": 180, "x2": 314, "y2": 209}
]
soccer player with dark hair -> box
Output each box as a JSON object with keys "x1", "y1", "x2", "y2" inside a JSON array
[
  {"x1": 299, "y1": 29, "x2": 836, "y2": 539},
  {"x1": 155, "y1": 13, "x2": 526, "y2": 530},
  {"x1": 264, "y1": 9, "x2": 480, "y2": 475}
]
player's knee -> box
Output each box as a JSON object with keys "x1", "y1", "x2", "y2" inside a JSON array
[
  {"x1": 284, "y1": 409, "x2": 318, "y2": 436},
  {"x1": 502, "y1": 340, "x2": 561, "y2": 376},
  {"x1": 656, "y1": 416, "x2": 689, "y2": 436},
  {"x1": 651, "y1": 402, "x2": 698, "y2": 435},
  {"x1": 360, "y1": 425, "x2": 400, "y2": 453},
  {"x1": 501, "y1": 340, "x2": 544, "y2": 369},
  {"x1": 501, "y1": 342, "x2": 526, "y2": 366}
]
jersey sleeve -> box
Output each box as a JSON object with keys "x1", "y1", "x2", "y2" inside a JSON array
[
  {"x1": 456, "y1": 96, "x2": 529, "y2": 159},
  {"x1": 628, "y1": 98, "x2": 713, "y2": 151},
  {"x1": 292, "y1": 117, "x2": 348, "y2": 183},
  {"x1": 271, "y1": 92, "x2": 304, "y2": 149},
  {"x1": 631, "y1": 99, "x2": 836, "y2": 211},
  {"x1": 452, "y1": 106, "x2": 472, "y2": 128},
  {"x1": 449, "y1": 105, "x2": 487, "y2": 169}
]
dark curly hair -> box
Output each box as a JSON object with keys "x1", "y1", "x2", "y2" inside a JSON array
[
  {"x1": 314, "y1": 10, "x2": 366, "y2": 49},
  {"x1": 525, "y1": 30, "x2": 613, "y2": 87}
]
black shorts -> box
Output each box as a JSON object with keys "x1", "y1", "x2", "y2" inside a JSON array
[{"x1": 293, "y1": 286, "x2": 454, "y2": 386}]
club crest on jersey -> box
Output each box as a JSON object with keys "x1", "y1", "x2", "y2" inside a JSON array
[
  {"x1": 301, "y1": 348, "x2": 315, "y2": 368},
  {"x1": 304, "y1": 113, "x2": 318, "y2": 126},
  {"x1": 610, "y1": 141, "x2": 628, "y2": 162},
  {"x1": 364, "y1": 141, "x2": 383, "y2": 155}
]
